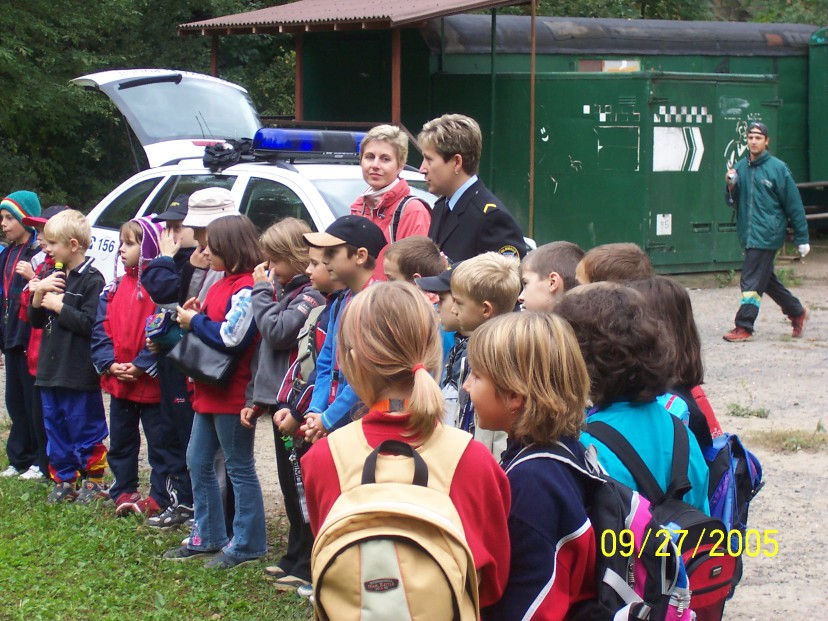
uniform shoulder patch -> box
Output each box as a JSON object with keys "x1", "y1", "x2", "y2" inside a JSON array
[
  {"x1": 498, "y1": 244, "x2": 519, "y2": 257},
  {"x1": 483, "y1": 202, "x2": 498, "y2": 214}
]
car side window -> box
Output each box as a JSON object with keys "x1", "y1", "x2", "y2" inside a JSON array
[
  {"x1": 241, "y1": 177, "x2": 315, "y2": 231},
  {"x1": 143, "y1": 174, "x2": 237, "y2": 217},
  {"x1": 95, "y1": 178, "x2": 160, "y2": 230}
]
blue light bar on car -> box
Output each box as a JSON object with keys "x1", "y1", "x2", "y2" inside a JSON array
[{"x1": 252, "y1": 128, "x2": 366, "y2": 160}]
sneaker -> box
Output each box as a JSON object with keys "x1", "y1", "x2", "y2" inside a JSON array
[
  {"x1": 114, "y1": 491, "x2": 142, "y2": 516},
  {"x1": 723, "y1": 327, "x2": 752, "y2": 342},
  {"x1": 148, "y1": 504, "x2": 194, "y2": 528},
  {"x1": 134, "y1": 496, "x2": 161, "y2": 517},
  {"x1": 19, "y1": 465, "x2": 46, "y2": 480},
  {"x1": 47, "y1": 481, "x2": 78, "y2": 503},
  {"x1": 75, "y1": 480, "x2": 109, "y2": 505},
  {"x1": 275, "y1": 574, "x2": 310, "y2": 591},
  {"x1": 184, "y1": 518, "x2": 195, "y2": 529},
  {"x1": 204, "y1": 551, "x2": 258, "y2": 570},
  {"x1": 163, "y1": 545, "x2": 215, "y2": 561},
  {"x1": 264, "y1": 565, "x2": 288, "y2": 579},
  {"x1": 296, "y1": 583, "x2": 314, "y2": 599},
  {"x1": 790, "y1": 311, "x2": 807, "y2": 338},
  {"x1": 1, "y1": 465, "x2": 21, "y2": 478}
]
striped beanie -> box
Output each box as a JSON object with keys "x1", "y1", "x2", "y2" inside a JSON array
[{"x1": 1, "y1": 191, "x2": 42, "y2": 231}]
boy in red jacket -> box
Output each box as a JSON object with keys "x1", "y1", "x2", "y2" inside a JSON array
[{"x1": 91, "y1": 217, "x2": 165, "y2": 516}]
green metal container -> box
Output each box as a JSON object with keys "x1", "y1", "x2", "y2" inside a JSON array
[{"x1": 809, "y1": 27, "x2": 828, "y2": 182}]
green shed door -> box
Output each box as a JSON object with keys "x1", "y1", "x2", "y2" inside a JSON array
[{"x1": 646, "y1": 77, "x2": 778, "y2": 272}]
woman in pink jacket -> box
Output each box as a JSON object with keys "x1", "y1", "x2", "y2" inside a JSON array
[{"x1": 350, "y1": 124, "x2": 431, "y2": 280}]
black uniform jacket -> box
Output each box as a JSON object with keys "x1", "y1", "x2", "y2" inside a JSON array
[{"x1": 428, "y1": 179, "x2": 526, "y2": 263}]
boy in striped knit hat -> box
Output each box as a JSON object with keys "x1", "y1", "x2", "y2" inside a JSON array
[
  {"x1": 0, "y1": 191, "x2": 43, "y2": 479},
  {"x1": 91, "y1": 216, "x2": 167, "y2": 516}
]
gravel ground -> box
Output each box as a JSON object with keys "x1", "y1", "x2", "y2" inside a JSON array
[{"x1": 3, "y1": 243, "x2": 825, "y2": 618}]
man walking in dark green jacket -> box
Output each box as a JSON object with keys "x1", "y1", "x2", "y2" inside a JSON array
[{"x1": 723, "y1": 121, "x2": 809, "y2": 342}]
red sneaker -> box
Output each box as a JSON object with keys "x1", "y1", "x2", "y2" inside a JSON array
[
  {"x1": 134, "y1": 496, "x2": 161, "y2": 517},
  {"x1": 723, "y1": 327, "x2": 752, "y2": 342},
  {"x1": 114, "y1": 491, "x2": 142, "y2": 516},
  {"x1": 790, "y1": 311, "x2": 807, "y2": 338}
]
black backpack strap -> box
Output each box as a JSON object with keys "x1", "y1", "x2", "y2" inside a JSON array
[
  {"x1": 587, "y1": 418, "x2": 693, "y2": 504},
  {"x1": 666, "y1": 415, "x2": 692, "y2": 501},
  {"x1": 585, "y1": 421, "x2": 666, "y2": 503},
  {"x1": 389, "y1": 195, "x2": 420, "y2": 243}
]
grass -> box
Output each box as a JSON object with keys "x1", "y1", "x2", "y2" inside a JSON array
[
  {"x1": 726, "y1": 402, "x2": 770, "y2": 419},
  {"x1": 0, "y1": 465, "x2": 311, "y2": 620},
  {"x1": 774, "y1": 266, "x2": 802, "y2": 288},
  {"x1": 748, "y1": 424, "x2": 828, "y2": 453},
  {"x1": 713, "y1": 269, "x2": 736, "y2": 288}
]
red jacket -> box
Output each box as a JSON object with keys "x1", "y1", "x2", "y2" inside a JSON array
[
  {"x1": 97, "y1": 267, "x2": 160, "y2": 403},
  {"x1": 301, "y1": 408, "x2": 511, "y2": 608},
  {"x1": 350, "y1": 178, "x2": 431, "y2": 281},
  {"x1": 190, "y1": 272, "x2": 258, "y2": 415},
  {"x1": 20, "y1": 256, "x2": 53, "y2": 376}
]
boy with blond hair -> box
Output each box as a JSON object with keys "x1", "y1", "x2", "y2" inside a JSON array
[
  {"x1": 29, "y1": 209, "x2": 108, "y2": 503},
  {"x1": 442, "y1": 252, "x2": 520, "y2": 458}
]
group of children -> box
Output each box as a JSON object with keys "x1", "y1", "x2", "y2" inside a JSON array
[{"x1": 2, "y1": 178, "x2": 727, "y2": 616}]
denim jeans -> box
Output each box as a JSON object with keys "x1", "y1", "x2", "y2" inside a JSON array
[{"x1": 187, "y1": 413, "x2": 267, "y2": 560}]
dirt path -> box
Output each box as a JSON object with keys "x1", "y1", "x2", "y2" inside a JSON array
[{"x1": 3, "y1": 244, "x2": 826, "y2": 618}]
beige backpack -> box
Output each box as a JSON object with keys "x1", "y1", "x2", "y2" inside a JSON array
[{"x1": 311, "y1": 420, "x2": 479, "y2": 621}]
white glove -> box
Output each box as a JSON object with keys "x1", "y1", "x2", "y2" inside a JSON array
[{"x1": 797, "y1": 243, "x2": 810, "y2": 258}]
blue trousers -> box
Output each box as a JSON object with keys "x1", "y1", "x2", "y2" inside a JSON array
[
  {"x1": 187, "y1": 413, "x2": 266, "y2": 561},
  {"x1": 4, "y1": 349, "x2": 37, "y2": 471},
  {"x1": 108, "y1": 397, "x2": 171, "y2": 506},
  {"x1": 41, "y1": 387, "x2": 108, "y2": 483},
  {"x1": 735, "y1": 248, "x2": 804, "y2": 331}
]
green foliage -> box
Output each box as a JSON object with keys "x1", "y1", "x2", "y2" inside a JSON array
[
  {"x1": 774, "y1": 266, "x2": 802, "y2": 288},
  {"x1": 749, "y1": 422, "x2": 828, "y2": 452},
  {"x1": 504, "y1": 0, "x2": 712, "y2": 19},
  {"x1": 713, "y1": 269, "x2": 736, "y2": 288},
  {"x1": 727, "y1": 402, "x2": 770, "y2": 418},
  {"x1": 0, "y1": 0, "x2": 294, "y2": 210},
  {"x1": 0, "y1": 475, "x2": 311, "y2": 620}
]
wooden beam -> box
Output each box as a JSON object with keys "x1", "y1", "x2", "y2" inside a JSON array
[
  {"x1": 294, "y1": 33, "x2": 304, "y2": 121},
  {"x1": 529, "y1": 0, "x2": 536, "y2": 237},
  {"x1": 210, "y1": 35, "x2": 218, "y2": 77},
  {"x1": 391, "y1": 28, "x2": 401, "y2": 125}
]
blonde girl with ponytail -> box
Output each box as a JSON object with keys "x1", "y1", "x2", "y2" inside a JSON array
[{"x1": 300, "y1": 281, "x2": 512, "y2": 609}]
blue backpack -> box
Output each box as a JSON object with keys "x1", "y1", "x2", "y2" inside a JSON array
[{"x1": 704, "y1": 433, "x2": 763, "y2": 539}]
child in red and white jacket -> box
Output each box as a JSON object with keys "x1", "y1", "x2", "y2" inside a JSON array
[{"x1": 91, "y1": 217, "x2": 165, "y2": 516}]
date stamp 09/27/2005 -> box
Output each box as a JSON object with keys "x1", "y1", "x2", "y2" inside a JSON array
[{"x1": 600, "y1": 528, "x2": 779, "y2": 559}]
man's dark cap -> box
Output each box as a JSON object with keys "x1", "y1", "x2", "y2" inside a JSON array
[
  {"x1": 415, "y1": 263, "x2": 458, "y2": 293},
  {"x1": 747, "y1": 122, "x2": 768, "y2": 137},
  {"x1": 154, "y1": 194, "x2": 190, "y2": 222},
  {"x1": 304, "y1": 215, "x2": 387, "y2": 259}
]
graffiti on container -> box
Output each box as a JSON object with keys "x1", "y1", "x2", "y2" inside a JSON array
[
  {"x1": 583, "y1": 102, "x2": 641, "y2": 172},
  {"x1": 723, "y1": 120, "x2": 749, "y2": 169}
]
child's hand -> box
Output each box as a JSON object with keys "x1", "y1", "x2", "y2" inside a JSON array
[
  {"x1": 252, "y1": 262, "x2": 271, "y2": 284},
  {"x1": 190, "y1": 245, "x2": 210, "y2": 270},
  {"x1": 28, "y1": 277, "x2": 41, "y2": 293},
  {"x1": 272, "y1": 407, "x2": 290, "y2": 427},
  {"x1": 115, "y1": 363, "x2": 143, "y2": 382},
  {"x1": 15, "y1": 261, "x2": 35, "y2": 281},
  {"x1": 176, "y1": 305, "x2": 197, "y2": 330},
  {"x1": 302, "y1": 412, "x2": 327, "y2": 444},
  {"x1": 159, "y1": 228, "x2": 180, "y2": 258},
  {"x1": 278, "y1": 412, "x2": 300, "y2": 436},
  {"x1": 181, "y1": 297, "x2": 201, "y2": 312},
  {"x1": 39, "y1": 272, "x2": 66, "y2": 294},
  {"x1": 41, "y1": 292, "x2": 64, "y2": 313},
  {"x1": 107, "y1": 362, "x2": 127, "y2": 377},
  {"x1": 145, "y1": 338, "x2": 161, "y2": 353},
  {"x1": 240, "y1": 407, "x2": 260, "y2": 429}
]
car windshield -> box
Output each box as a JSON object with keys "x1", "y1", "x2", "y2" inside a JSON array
[
  {"x1": 110, "y1": 78, "x2": 260, "y2": 144},
  {"x1": 310, "y1": 179, "x2": 434, "y2": 217}
]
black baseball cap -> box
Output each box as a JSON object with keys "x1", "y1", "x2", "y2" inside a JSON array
[
  {"x1": 747, "y1": 122, "x2": 768, "y2": 137},
  {"x1": 154, "y1": 193, "x2": 190, "y2": 222},
  {"x1": 304, "y1": 215, "x2": 387, "y2": 259},
  {"x1": 415, "y1": 264, "x2": 457, "y2": 293}
]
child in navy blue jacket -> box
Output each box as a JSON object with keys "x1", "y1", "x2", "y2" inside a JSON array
[
  {"x1": 465, "y1": 311, "x2": 598, "y2": 620},
  {"x1": 0, "y1": 191, "x2": 43, "y2": 479}
]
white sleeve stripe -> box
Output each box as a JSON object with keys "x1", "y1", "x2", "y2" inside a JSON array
[{"x1": 220, "y1": 289, "x2": 254, "y2": 347}]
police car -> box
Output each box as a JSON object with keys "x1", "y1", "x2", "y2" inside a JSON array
[{"x1": 76, "y1": 69, "x2": 434, "y2": 280}]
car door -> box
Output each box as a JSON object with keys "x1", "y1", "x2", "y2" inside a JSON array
[{"x1": 71, "y1": 69, "x2": 260, "y2": 168}]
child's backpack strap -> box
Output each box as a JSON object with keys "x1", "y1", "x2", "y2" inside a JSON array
[
  {"x1": 586, "y1": 416, "x2": 692, "y2": 503},
  {"x1": 327, "y1": 420, "x2": 471, "y2": 494}
]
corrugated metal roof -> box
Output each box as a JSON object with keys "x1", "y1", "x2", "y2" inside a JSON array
[
  {"x1": 423, "y1": 15, "x2": 818, "y2": 56},
  {"x1": 179, "y1": 0, "x2": 525, "y2": 34}
]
